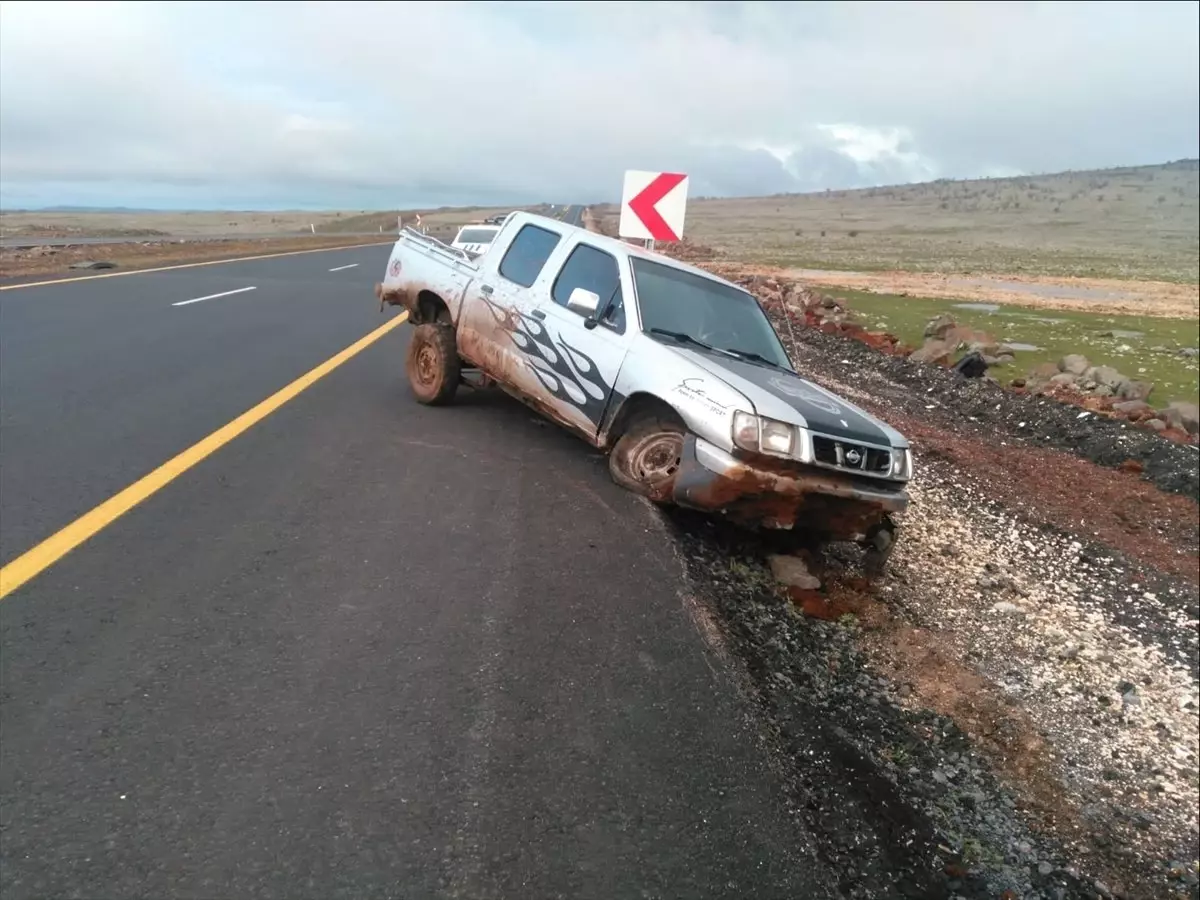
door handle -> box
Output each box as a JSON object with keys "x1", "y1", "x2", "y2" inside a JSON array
[
  {"x1": 480, "y1": 284, "x2": 493, "y2": 295},
  {"x1": 531, "y1": 309, "x2": 546, "y2": 320}
]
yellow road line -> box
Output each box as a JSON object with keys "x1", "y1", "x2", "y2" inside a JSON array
[
  {"x1": 0, "y1": 311, "x2": 410, "y2": 600},
  {"x1": 0, "y1": 241, "x2": 394, "y2": 291}
]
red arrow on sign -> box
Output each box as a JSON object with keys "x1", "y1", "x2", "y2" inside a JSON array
[{"x1": 627, "y1": 172, "x2": 687, "y2": 242}]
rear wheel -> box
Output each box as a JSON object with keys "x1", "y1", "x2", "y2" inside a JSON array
[
  {"x1": 405, "y1": 323, "x2": 460, "y2": 405},
  {"x1": 608, "y1": 415, "x2": 686, "y2": 499}
]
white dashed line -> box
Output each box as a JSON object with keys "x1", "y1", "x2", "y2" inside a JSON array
[
  {"x1": 172, "y1": 286, "x2": 257, "y2": 307},
  {"x1": 329, "y1": 263, "x2": 359, "y2": 272}
]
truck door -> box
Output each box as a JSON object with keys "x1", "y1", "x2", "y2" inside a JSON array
[
  {"x1": 456, "y1": 221, "x2": 562, "y2": 389},
  {"x1": 525, "y1": 240, "x2": 630, "y2": 440}
]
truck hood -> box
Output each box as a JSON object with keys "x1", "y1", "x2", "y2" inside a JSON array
[{"x1": 666, "y1": 345, "x2": 907, "y2": 448}]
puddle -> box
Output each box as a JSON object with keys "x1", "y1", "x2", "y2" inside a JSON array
[
  {"x1": 1005, "y1": 342, "x2": 1041, "y2": 352},
  {"x1": 953, "y1": 302, "x2": 1001, "y2": 313}
]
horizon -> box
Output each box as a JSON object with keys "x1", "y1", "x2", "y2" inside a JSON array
[{"x1": 4, "y1": 157, "x2": 1197, "y2": 215}]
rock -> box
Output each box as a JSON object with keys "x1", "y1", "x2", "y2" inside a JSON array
[
  {"x1": 909, "y1": 339, "x2": 953, "y2": 365},
  {"x1": 968, "y1": 340, "x2": 1001, "y2": 357},
  {"x1": 952, "y1": 351, "x2": 988, "y2": 378},
  {"x1": 992, "y1": 601, "x2": 1024, "y2": 615},
  {"x1": 994, "y1": 353, "x2": 1015, "y2": 364},
  {"x1": 1178, "y1": 347, "x2": 1199, "y2": 359},
  {"x1": 1159, "y1": 401, "x2": 1200, "y2": 435},
  {"x1": 1113, "y1": 400, "x2": 1152, "y2": 416},
  {"x1": 1010, "y1": 377, "x2": 1027, "y2": 388},
  {"x1": 924, "y1": 313, "x2": 956, "y2": 339},
  {"x1": 1117, "y1": 380, "x2": 1154, "y2": 402},
  {"x1": 1037, "y1": 861, "x2": 1054, "y2": 876},
  {"x1": 1146, "y1": 418, "x2": 1167, "y2": 431},
  {"x1": 1050, "y1": 372, "x2": 1078, "y2": 386},
  {"x1": 1089, "y1": 365, "x2": 1129, "y2": 392},
  {"x1": 1029, "y1": 362, "x2": 1060, "y2": 381},
  {"x1": 767, "y1": 554, "x2": 821, "y2": 590},
  {"x1": 1059, "y1": 354, "x2": 1090, "y2": 376}
]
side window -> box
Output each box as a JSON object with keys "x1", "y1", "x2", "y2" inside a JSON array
[
  {"x1": 551, "y1": 243, "x2": 624, "y2": 331},
  {"x1": 498, "y1": 225, "x2": 561, "y2": 288}
]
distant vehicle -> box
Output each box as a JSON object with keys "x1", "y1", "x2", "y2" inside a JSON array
[
  {"x1": 374, "y1": 212, "x2": 911, "y2": 573},
  {"x1": 481, "y1": 213, "x2": 512, "y2": 226},
  {"x1": 449, "y1": 224, "x2": 501, "y2": 259}
]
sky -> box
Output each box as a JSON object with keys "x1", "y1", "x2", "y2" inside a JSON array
[{"x1": 1, "y1": 0, "x2": 1197, "y2": 211}]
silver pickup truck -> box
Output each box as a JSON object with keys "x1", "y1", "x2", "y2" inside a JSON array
[{"x1": 375, "y1": 211, "x2": 911, "y2": 572}]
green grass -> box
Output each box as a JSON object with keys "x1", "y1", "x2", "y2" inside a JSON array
[{"x1": 822, "y1": 287, "x2": 1200, "y2": 406}]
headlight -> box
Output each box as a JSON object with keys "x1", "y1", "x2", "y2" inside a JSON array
[
  {"x1": 890, "y1": 448, "x2": 913, "y2": 480},
  {"x1": 732, "y1": 411, "x2": 796, "y2": 458}
]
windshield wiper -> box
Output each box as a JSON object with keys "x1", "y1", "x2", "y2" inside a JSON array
[
  {"x1": 724, "y1": 347, "x2": 789, "y2": 370},
  {"x1": 648, "y1": 328, "x2": 718, "y2": 352}
]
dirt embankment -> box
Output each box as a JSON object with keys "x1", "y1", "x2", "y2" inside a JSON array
[
  {"x1": 0, "y1": 236, "x2": 393, "y2": 279},
  {"x1": 656, "y1": 241, "x2": 1200, "y2": 900}
]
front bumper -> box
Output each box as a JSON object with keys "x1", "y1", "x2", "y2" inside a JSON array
[{"x1": 662, "y1": 435, "x2": 909, "y2": 540}]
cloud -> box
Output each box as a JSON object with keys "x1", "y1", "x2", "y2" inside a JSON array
[{"x1": 1, "y1": 0, "x2": 1196, "y2": 209}]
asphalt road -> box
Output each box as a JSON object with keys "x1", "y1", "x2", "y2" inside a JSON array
[{"x1": 0, "y1": 218, "x2": 838, "y2": 898}]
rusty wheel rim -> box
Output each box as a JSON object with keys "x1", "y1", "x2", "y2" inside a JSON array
[
  {"x1": 414, "y1": 344, "x2": 439, "y2": 386},
  {"x1": 630, "y1": 432, "x2": 683, "y2": 484}
]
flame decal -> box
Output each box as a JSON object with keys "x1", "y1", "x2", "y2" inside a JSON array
[{"x1": 478, "y1": 295, "x2": 612, "y2": 425}]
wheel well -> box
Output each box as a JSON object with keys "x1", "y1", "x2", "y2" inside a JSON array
[
  {"x1": 416, "y1": 290, "x2": 452, "y2": 325},
  {"x1": 602, "y1": 393, "x2": 684, "y2": 449}
]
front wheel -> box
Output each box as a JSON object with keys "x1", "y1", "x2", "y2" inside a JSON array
[
  {"x1": 608, "y1": 416, "x2": 686, "y2": 500},
  {"x1": 405, "y1": 323, "x2": 461, "y2": 405}
]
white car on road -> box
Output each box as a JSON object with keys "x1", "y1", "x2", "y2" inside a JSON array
[{"x1": 450, "y1": 224, "x2": 502, "y2": 259}]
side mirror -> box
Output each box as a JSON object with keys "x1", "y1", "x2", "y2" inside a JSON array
[{"x1": 566, "y1": 287, "x2": 601, "y2": 319}]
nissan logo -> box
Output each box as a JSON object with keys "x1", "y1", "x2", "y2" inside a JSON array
[{"x1": 845, "y1": 448, "x2": 862, "y2": 465}]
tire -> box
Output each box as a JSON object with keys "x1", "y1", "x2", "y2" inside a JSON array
[
  {"x1": 862, "y1": 523, "x2": 896, "y2": 578},
  {"x1": 608, "y1": 414, "x2": 686, "y2": 499},
  {"x1": 405, "y1": 323, "x2": 461, "y2": 406}
]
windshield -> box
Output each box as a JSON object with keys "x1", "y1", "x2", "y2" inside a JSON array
[
  {"x1": 630, "y1": 257, "x2": 792, "y2": 369},
  {"x1": 456, "y1": 228, "x2": 498, "y2": 244}
]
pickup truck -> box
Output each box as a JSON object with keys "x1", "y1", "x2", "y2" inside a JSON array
[{"x1": 374, "y1": 211, "x2": 911, "y2": 572}]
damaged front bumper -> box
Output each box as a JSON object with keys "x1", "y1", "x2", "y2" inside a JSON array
[{"x1": 662, "y1": 435, "x2": 909, "y2": 542}]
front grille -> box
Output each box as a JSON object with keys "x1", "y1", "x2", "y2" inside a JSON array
[{"x1": 811, "y1": 435, "x2": 892, "y2": 476}]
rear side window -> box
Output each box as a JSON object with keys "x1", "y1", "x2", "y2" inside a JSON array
[
  {"x1": 551, "y1": 243, "x2": 625, "y2": 331},
  {"x1": 456, "y1": 228, "x2": 498, "y2": 244},
  {"x1": 498, "y1": 224, "x2": 561, "y2": 287}
]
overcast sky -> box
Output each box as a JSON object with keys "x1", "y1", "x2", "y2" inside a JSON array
[{"x1": 1, "y1": 0, "x2": 1197, "y2": 210}]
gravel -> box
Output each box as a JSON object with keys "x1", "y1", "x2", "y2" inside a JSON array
[{"x1": 655, "y1": 308, "x2": 1199, "y2": 899}]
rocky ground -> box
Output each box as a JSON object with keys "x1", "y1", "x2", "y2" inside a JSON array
[{"x1": 656, "y1": 250, "x2": 1200, "y2": 899}]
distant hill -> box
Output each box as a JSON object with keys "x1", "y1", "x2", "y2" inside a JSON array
[{"x1": 592, "y1": 159, "x2": 1200, "y2": 283}]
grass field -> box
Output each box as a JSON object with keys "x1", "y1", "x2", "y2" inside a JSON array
[
  {"x1": 0, "y1": 204, "x2": 561, "y2": 240},
  {"x1": 594, "y1": 160, "x2": 1200, "y2": 284},
  {"x1": 825, "y1": 286, "x2": 1200, "y2": 404}
]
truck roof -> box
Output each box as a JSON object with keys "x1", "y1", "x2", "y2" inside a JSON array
[{"x1": 509, "y1": 211, "x2": 747, "y2": 294}]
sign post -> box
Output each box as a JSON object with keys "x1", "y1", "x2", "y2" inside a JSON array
[{"x1": 618, "y1": 170, "x2": 689, "y2": 244}]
